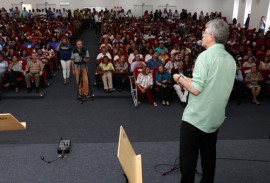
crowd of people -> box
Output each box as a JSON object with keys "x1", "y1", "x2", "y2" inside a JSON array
[
  {"x1": 94, "y1": 8, "x2": 270, "y2": 106},
  {"x1": 1, "y1": 6, "x2": 270, "y2": 105},
  {"x1": 0, "y1": 6, "x2": 82, "y2": 96}
]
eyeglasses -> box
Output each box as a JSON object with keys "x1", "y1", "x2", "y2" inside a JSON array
[{"x1": 202, "y1": 30, "x2": 213, "y2": 36}]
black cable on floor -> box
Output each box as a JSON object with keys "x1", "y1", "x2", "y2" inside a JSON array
[{"x1": 40, "y1": 152, "x2": 65, "y2": 164}]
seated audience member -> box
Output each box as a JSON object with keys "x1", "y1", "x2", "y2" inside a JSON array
[
  {"x1": 23, "y1": 36, "x2": 36, "y2": 49},
  {"x1": 43, "y1": 43, "x2": 57, "y2": 68},
  {"x1": 128, "y1": 49, "x2": 143, "y2": 64},
  {"x1": 114, "y1": 56, "x2": 129, "y2": 91},
  {"x1": 112, "y1": 43, "x2": 124, "y2": 56},
  {"x1": 5, "y1": 49, "x2": 16, "y2": 60},
  {"x1": 147, "y1": 51, "x2": 162, "y2": 70},
  {"x1": 183, "y1": 55, "x2": 193, "y2": 75},
  {"x1": 170, "y1": 44, "x2": 181, "y2": 55},
  {"x1": 234, "y1": 64, "x2": 245, "y2": 104},
  {"x1": 19, "y1": 49, "x2": 31, "y2": 61},
  {"x1": 4, "y1": 55, "x2": 23, "y2": 93},
  {"x1": 243, "y1": 50, "x2": 256, "y2": 62},
  {"x1": 100, "y1": 38, "x2": 113, "y2": 51},
  {"x1": 245, "y1": 65, "x2": 263, "y2": 105},
  {"x1": 130, "y1": 54, "x2": 146, "y2": 73},
  {"x1": 159, "y1": 50, "x2": 169, "y2": 64},
  {"x1": 165, "y1": 54, "x2": 178, "y2": 74},
  {"x1": 140, "y1": 41, "x2": 151, "y2": 56},
  {"x1": 96, "y1": 56, "x2": 115, "y2": 92},
  {"x1": 113, "y1": 50, "x2": 124, "y2": 63},
  {"x1": 145, "y1": 48, "x2": 154, "y2": 62},
  {"x1": 242, "y1": 56, "x2": 256, "y2": 68},
  {"x1": 96, "y1": 47, "x2": 112, "y2": 63},
  {"x1": 259, "y1": 56, "x2": 270, "y2": 71},
  {"x1": 156, "y1": 65, "x2": 171, "y2": 106},
  {"x1": 143, "y1": 31, "x2": 155, "y2": 41},
  {"x1": 155, "y1": 42, "x2": 168, "y2": 54},
  {"x1": 0, "y1": 53, "x2": 8, "y2": 90},
  {"x1": 171, "y1": 61, "x2": 188, "y2": 106},
  {"x1": 24, "y1": 53, "x2": 44, "y2": 93},
  {"x1": 136, "y1": 66, "x2": 157, "y2": 106},
  {"x1": 48, "y1": 37, "x2": 60, "y2": 51}
]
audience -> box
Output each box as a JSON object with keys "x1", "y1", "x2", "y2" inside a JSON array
[
  {"x1": 96, "y1": 56, "x2": 115, "y2": 92},
  {"x1": 4, "y1": 55, "x2": 23, "y2": 93},
  {"x1": 172, "y1": 62, "x2": 189, "y2": 106},
  {"x1": 245, "y1": 66, "x2": 263, "y2": 105},
  {"x1": 24, "y1": 53, "x2": 44, "y2": 93},
  {"x1": 155, "y1": 65, "x2": 171, "y2": 106},
  {"x1": 114, "y1": 56, "x2": 129, "y2": 91},
  {"x1": 1, "y1": 6, "x2": 270, "y2": 106},
  {"x1": 136, "y1": 66, "x2": 157, "y2": 106}
]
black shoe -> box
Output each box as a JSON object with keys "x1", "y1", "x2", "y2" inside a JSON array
[
  {"x1": 36, "y1": 87, "x2": 40, "y2": 93},
  {"x1": 27, "y1": 88, "x2": 32, "y2": 93},
  {"x1": 237, "y1": 100, "x2": 242, "y2": 105},
  {"x1": 77, "y1": 95, "x2": 82, "y2": 100}
]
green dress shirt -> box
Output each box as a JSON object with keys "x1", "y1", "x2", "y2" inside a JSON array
[{"x1": 182, "y1": 44, "x2": 236, "y2": 133}]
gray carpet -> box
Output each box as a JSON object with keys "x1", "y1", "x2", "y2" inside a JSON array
[{"x1": 0, "y1": 140, "x2": 269, "y2": 183}]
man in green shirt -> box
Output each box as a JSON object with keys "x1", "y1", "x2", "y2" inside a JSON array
[{"x1": 173, "y1": 19, "x2": 236, "y2": 183}]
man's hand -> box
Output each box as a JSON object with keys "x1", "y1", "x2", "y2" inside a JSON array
[{"x1": 39, "y1": 71, "x2": 43, "y2": 76}]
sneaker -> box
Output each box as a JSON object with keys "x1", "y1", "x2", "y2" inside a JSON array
[{"x1": 153, "y1": 102, "x2": 158, "y2": 107}]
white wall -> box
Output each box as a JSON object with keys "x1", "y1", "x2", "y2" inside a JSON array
[
  {"x1": 0, "y1": 0, "x2": 234, "y2": 17},
  {"x1": 1, "y1": 0, "x2": 269, "y2": 28},
  {"x1": 238, "y1": 0, "x2": 246, "y2": 25},
  {"x1": 249, "y1": 0, "x2": 269, "y2": 30}
]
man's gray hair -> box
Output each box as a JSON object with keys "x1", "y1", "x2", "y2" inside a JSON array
[{"x1": 206, "y1": 18, "x2": 229, "y2": 44}]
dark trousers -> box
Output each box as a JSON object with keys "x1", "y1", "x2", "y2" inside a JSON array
[
  {"x1": 95, "y1": 22, "x2": 101, "y2": 35},
  {"x1": 234, "y1": 79, "x2": 245, "y2": 102},
  {"x1": 180, "y1": 121, "x2": 218, "y2": 183},
  {"x1": 158, "y1": 85, "x2": 171, "y2": 101},
  {"x1": 8, "y1": 70, "x2": 23, "y2": 87},
  {"x1": 115, "y1": 73, "x2": 129, "y2": 89},
  {"x1": 137, "y1": 87, "x2": 154, "y2": 104}
]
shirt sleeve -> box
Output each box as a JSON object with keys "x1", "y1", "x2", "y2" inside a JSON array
[
  {"x1": 191, "y1": 54, "x2": 208, "y2": 92},
  {"x1": 136, "y1": 73, "x2": 142, "y2": 84},
  {"x1": 71, "y1": 52, "x2": 75, "y2": 60},
  {"x1": 110, "y1": 63, "x2": 115, "y2": 71},
  {"x1": 149, "y1": 74, "x2": 153, "y2": 86}
]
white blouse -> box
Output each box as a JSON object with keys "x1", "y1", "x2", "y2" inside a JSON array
[{"x1": 136, "y1": 73, "x2": 153, "y2": 88}]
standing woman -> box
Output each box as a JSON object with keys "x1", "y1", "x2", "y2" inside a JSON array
[
  {"x1": 94, "y1": 12, "x2": 102, "y2": 36},
  {"x1": 57, "y1": 37, "x2": 72, "y2": 84},
  {"x1": 259, "y1": 16, "x2": 266, "y2": 33}
]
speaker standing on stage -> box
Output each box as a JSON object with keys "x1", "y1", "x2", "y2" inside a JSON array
[
  {"x1": 71, "y1": 40, "x2": 90, "y2": 99},
  {"x1": 173, "y1": 19, "x2": 236, "y2": 183}
]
